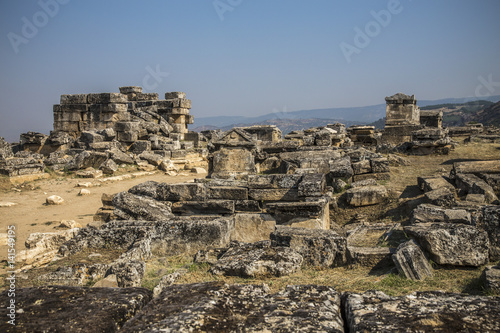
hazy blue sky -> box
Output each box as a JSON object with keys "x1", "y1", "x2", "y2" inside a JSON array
[{"x1": 1, "y1": 0, "x2": 500, "y2": 141}]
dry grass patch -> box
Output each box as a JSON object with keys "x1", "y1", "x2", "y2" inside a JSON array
[{"x1": 141, "y1": 254, "x2": 498, "y2": 297}]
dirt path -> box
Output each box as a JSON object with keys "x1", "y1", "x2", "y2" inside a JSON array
[{"x1": 0, "y1": 172, "x2": 204, "y2": 259}]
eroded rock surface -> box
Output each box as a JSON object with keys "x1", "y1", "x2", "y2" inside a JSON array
[
  {"x1": 121, "y1": 282, "x2": 344, "y2": 332},
  {"x1": 210, "y1": 241, "x2": 303, "y2": 277},
  {"x1": 404, "y1": 223, "x2": 489, "y2": 266},
  {"x1": 0, "y1": 286, "x2": 152, "y2": 333},
  {"x1": 345, "y1": 290, "x2": 500, "y2": 332}
]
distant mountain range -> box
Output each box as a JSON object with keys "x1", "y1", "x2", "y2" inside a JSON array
[{"x1": 192, "y1": 95, "x2": 500, "y2": 134}]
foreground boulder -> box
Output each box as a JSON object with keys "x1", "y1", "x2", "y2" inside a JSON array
[
  {"x1": 121, "y1": 282, "x2": 344, "y2": 332},
  {"x1": 345, "y1": 290, "x2": 500, "y2": 332},
  {"x1": 210, "y1": 241, "x2": 303, "y2": 277},
  {"x1": 0, "y1": 286, "x2": 152, "y2": 333},
  {"x1": 392, "y1": 240, "x2": 433, "y2": 280},
  {"x1": 404, "y1": 223, "x2": 489, "y2": 266}
]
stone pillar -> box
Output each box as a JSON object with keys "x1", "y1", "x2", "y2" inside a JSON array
[{"x1": 382, "y1": 93, "x2": 422, "y2": 144}]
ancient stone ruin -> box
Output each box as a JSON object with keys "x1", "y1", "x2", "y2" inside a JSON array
[
  {"x1": 2, "y1": 89, "x2": 500, "y2": 332},
  {"x1": 381, "y1": 93, "x2": 453, "y2": 154},
  {"x1": 1, "y1": 86, "x2": 207, "y2": 183}
]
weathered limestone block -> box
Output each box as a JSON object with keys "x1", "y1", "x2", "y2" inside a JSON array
[
  {"x1": 479, "y1": 205, "x2": 500, "y2": 261},
  {"x1": 113, "y1": 191, "x2": 172, "y2": 221},
  {"x1": 37, "y1": 263, "x2": 108, "y2": 286},
  {"x1": 0, "y1": 137, "x2": 13, "y2": 159},
  {"x1": 350, "y1": 178, "x2": 377, "y2": 188},
  {"x1": 481, "y1": 173, "x2": 500, "y2": 195},
  {"x1": 165, "y1": 91, "x2": 186, "y2": 99},
  {"x1": 328, "y1": 156, "x2": 353, "y2": 180},
  {"x1": 404, "y1": 223, "x2": 489, "y2": 266},
  {"x1": 352, "y1": 160, "x2": 371, "y2": 175},
  {"x1": 210, "y1": 148, "x2": 256, "y2": 178},
  {"x1": 409, "y1": 204, "x2": 472, "y2": 225},
  {"x1": 344, "y1": 185, "x2": 388, "y2": 206},
  {"x1": 266, "y1": 200, "x2": 330, "y2": 229},
  {"x1": 424, "y1": 187, "x2": 456, "y2": 207},
  {"x1": 207, "y1": 186, "x2": 248, "y2": 200},
  {"x1": 171, "y1": 200, "x2": 235, "y2": 215},
  {"x1": 0, "y1": 157, "x2": 45, "y2": 177},
  {"x1": 210, "y1": 241, "x2": 303, "y2": 277},
  {"x1": 345, "y1": 290, "x2": 500, "y2": 332},
  {"x1": 481, "y1": 265, "x2": 500, "y2": 292},
  {"x1": 129, "y1": 140, "x2": 151, "y2": 154},
  {"x1": 60, "y1": 217, "x2": 233, "y2": 257},
  {"x1": 347, "y1": 246, "x2": 394, "y2": 267},
  {"x1": 107, "y1": 260, "x2": 146, "y2": 288},
  {"x1": 18, "y1": 228, "x2": 80, "y2": 267},
  {"x1": 235, "y1": 199, "x2": 262, "y2": 212},
  {"x1": 0, "y1": 286, "x2": 152, "y2": 333},
  {"x1": 121, "y1": 282, "x2": 344, "y2": 332},
  {"x1": 248, "y1": 188, "x2": 300, "y2": 201},
  {"x1": 137, "y1": 151, "x2": 163, "y2": 166},
  {"x1": 392, "y1": 240, "x2": 433, "y2": 280},
  {"x1": 232, "y1": 213, "x2": 276, "y2": 242},
  {"x1": 370, "y1": 157, "x2": 390, "y2": 173},
  {"x1": 80, "y1": 131, "x2": 104, "y2": 143},
  {"x1": 157, "y1": 182, "x2": 206, "y2": 201},
  {"x1": 418, "y1": 175, "x2": 455, "y2": 192},
  {"x1": 128, "y1": 180, "x2": 161, "y2": 199},
  {"x1": 87, "y1": 92, "x2": 128, "y2": 104},
  {"x1": 109, "y1": 148, "x2": 134, "y2": 165},
  {"x1": 248, "y1": 174, "x2": 303, "y2": 189},
  {"x1": 455, "y1": 173, "x2": 498, "y2": 203},
  {"x1": 451, "y1": 160, "x2": 500, "y2": 178},
  {"x1": 60, "y1": 94, "x2": 88, "y2": 104},
  {"x1": 271, "y1": 226, "x2": 347, "y2": 267},
  {"x1": 65, "y1": 151, "x2": 108, "y2": 170},
  {"x1": 100, "y1": 159, "x2": 118, "y2": 175},
  {"x1": 298, "y1": 173, "x2": 326, "y2": 197}
]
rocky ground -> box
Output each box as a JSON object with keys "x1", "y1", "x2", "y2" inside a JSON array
[
  {"x1": 0, "y1": 169, "x2": 203, "y2": 276},
  {"x1": 1, "y1": 139, "x2": 499, "y2": 332}
]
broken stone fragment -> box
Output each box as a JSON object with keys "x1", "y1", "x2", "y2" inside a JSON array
[
  {"x1": 59, "y1": 220, "x2": 82, "y2": 229},
  {"x1": 271, "y1": 225, "x2": 347, "y2": 267},
  {"x1": 392, "y1": 240, "x2": 433, "y2": 280},
  {"x1": 113, "y1": 191, "x2": 172, "y2": 221},
  {"x1": 46, "y1": 195, "x2": 64, "y2": 205},
  {"x1": 210, "y1": 241, "x2": 303, "y2": 277},
  {"x1": 78, "y1": 189, "x2": 91, "y2": 196},
  {"x1": 481, "y1": 265, "x2": 500, "y2": 292},
  {"x1": 100, "y1": 159, "x2": 118, "y2": 175},
  {"x1": 404, "y1": 222, "x2": 489, "y2": 266}
]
